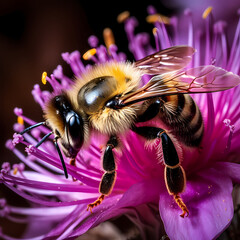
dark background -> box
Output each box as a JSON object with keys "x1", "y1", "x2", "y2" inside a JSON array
[{"x1": 0, "y1": 0, "x2": 239, "y2": 238}]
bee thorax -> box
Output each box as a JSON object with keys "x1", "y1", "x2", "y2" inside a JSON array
[{"x1": 89, "y1": 107, "x2": 137, "y2": 135}]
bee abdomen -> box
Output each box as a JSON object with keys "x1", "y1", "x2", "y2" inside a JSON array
[{"x1": 159, "y1": 94, "x2": 203, "y2": 147}]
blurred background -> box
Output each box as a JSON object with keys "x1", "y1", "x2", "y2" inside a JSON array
[{"x1": 0, "y1": 0, "x2": 239, "y2": 239}]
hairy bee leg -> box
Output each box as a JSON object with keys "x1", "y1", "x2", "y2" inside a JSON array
[
  {"x1": 132, "y1": 126, "x2": 188, "y2": 217},
  {"x1": 87, "y1": 136, "x2": 118, "y2": 212}
]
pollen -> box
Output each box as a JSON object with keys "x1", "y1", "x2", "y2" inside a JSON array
[
  {"x1": 83, "y1": 48, "x2": 97, "y2": 60},
  {"x1": 146, "y1": 14, "x2": 170, "y2": 24},
  {"x1": 103, "y1": 28, "x2": 115, "y2": 49},
  {"x1": 202, "y1": 7, "x2": 213, "y2": 19},
  {"x1": 42, "y1": 71, "x2": 47, "y2": 85},
  {"x1": 117, "y1": 11, "x2": 130, "y2": 23},
  {"x1": 13, "y1": 167, "x2": 18, "y2": 175},
  {"x1": 152, "y1": 27, "x2": 158, "y2": 35},
  {"x1": 17, "y1": 116, "x2": 24, "y2": 125}
]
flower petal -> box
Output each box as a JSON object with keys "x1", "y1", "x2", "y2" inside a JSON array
[
  {"x1": 215, "y1": 162, "x2": 240, "y2": 184},
  {"x1": 67, "y1": 179, "x2": 163, "y2": 238},
  {"x1": 159, "y1": 166, "x2": 233, "y2": 240}
]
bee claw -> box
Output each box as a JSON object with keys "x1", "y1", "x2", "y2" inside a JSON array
[
  {"x1": 87, "y1": 205, "x2": 93, "y2": 213},
  {"x1": 173, "y1": 194, "x2": 189, "y2": 218},
  {"x1": 87, "y1": 194, "x2": 105, "y2": 213},
  {"x1": 180, "y1": 209, "x2": 189, "y2": 218}
]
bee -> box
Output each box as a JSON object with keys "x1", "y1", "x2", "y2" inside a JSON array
[{"x1": 19, "y1": 46, "x2": 240, "y2": 217}]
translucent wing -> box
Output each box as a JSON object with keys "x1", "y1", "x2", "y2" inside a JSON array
[
  {"x1": 119, "y1": 65, "x2": 240, "y2": 106},
  {"x1": 135, "y1": 45, "x2": 195, "y2": 75}
]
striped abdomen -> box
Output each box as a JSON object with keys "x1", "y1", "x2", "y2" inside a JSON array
[{"x1": 159, "y1": 94, "x2": 203, "y2": 147}]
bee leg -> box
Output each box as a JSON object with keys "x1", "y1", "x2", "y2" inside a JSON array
[
  {"x1": 87, "y1": 136, "x2": 118, "y2": 213},
  {"x1": 132, "y1": 126, "x2": 188, "y2": 217}
]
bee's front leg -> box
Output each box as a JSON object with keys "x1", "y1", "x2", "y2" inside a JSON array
[
  {"x1": 132, "y1": 126, "x2": 188, "y2": 217},
  {"x1": 87, "y1": 136, "x2": 118, "y2": 212}
]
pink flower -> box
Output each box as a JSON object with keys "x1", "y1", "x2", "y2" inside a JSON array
[{"x1": 1, "y1": 6, "x2": 240, "y2": 240}]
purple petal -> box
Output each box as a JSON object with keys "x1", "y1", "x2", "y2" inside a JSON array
[
  {"x1": 159, "y1": 166, "x2": 233, "y2": 240},
  {"x1": 68, "y1": 179, "x2": 163, "y2": 238},
  {"x1": 215, "y1": 162, "x2": 240, "y2": 184}
]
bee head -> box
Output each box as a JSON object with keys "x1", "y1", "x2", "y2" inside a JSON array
[{"x1": 46, "y1": 94, "x2": 85, "y2": 158}]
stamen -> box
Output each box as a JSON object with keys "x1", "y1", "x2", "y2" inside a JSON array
[
  {"x1": 153, "y1": 27, "x2": 160, "y2": 51},
  {"x1": 103, "y1": 28, "x2": 115, "y2": 49},
  {"x1": 17, "y1": 116, "x2": 24, "y2": 125},
  {"x1": 53, "y1": 65, "x2": 73, "y2": 86},
  {"x1": 149, "y1": 12, "x2": 171, "y2": 49},
  {"x1": 32, "y1": 84, "x2": 45, "y2": 108},
  {"x1": 41, "y1": 74, "x2": 61, "y2": 92},
  {"x1": 184, "y1": 9, "x2": 193, "y2": 48},
  {"x1": 12, "y1": 133, "x2": 24, "y2": 146},
  {"x1": 82, "y1": 48, "x2": 97, "y2": 61},
  {"x1": 194, "y1": 30, "x2": 202, "y2": 66},
  {"x1": 152, "y1": 27, "x2": 157, "y2": 35},
  {"x1": 203, "y1": 6, "x2": 213, "y2": 65},
  {"x1": 146, "y1": 14, "x2": 170, "y2": 24},
  {"x1": 96, "y1": 45, "x2": 109, "y2": 62},
  {"x1": 1, "y1": 162, "x2": 10, "y2": 173},
  {"x1": 170, "y1": 16, "x2": 179, "y2": 45},
  {"x1": 223, "y1": 119, "x2": 235, "y2": 153},
  {"x1": 213, "y1": 21, "x2": 227, "y2": 67},
  {"x1": 42, "y1": 72, "x2": 47, "y2": 85},
  {"x1": 25, "y1": 145, "x2": 37, "y2": 155},
  {"x1": 202, "y1": 6, "x2": 213, "y2": 19},
  {"x1": 117, "y1": 11, "x2": 130, "y2": 23},
  {"x1": 13, "y1": 167, "x2": 18, "y2": 175},
  {"x1": 88, "y1": 35, "x2": 99, "y2": 48},
  {"x1": 14, "y1": 107, "x2": 23, "y2": 117},
  {"x1": 62, "y1": 51, "x2": 85, "y2": 77},
  {"x1": 108, "y1": 44, "x2": 119, "y2": 61},
  {"x1": 5, "y1": 139, "x2": 14, "y2": 151}
]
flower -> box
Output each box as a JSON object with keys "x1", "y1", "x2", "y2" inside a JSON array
[{"x1": 1, "y1": 5, "x2": 240, "y2": 240}]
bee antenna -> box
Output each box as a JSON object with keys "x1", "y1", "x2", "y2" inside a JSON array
[
  {"x1": 19, "y1": 122, "x2": 46, "y2": 135},
  {"x1": 53, "y1": 137, "x2": 68, "y2": 179},
  {"x1": 35, "y1": 131, "x2": 53, "y2": 148}
]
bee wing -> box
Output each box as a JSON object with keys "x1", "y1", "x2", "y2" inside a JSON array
[
  {"x1": 135, "y1": 45, "x2": 196, "y2": 75},
  {"x1": 119, "y1": 65, "x2": 240, "y2": 106}
]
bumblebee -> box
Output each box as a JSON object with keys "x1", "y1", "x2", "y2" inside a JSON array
[{"x1": 19, "y1": 46, "x2": 240, "y2": 217}]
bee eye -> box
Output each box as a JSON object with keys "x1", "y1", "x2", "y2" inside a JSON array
[{"x1": 65, "y1": 112, "x2": 84, "y2": 150}]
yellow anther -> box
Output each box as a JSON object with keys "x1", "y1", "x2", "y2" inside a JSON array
[
  {"x1": 13, "y1": 168, "x2": 18, "y2": 175},
  {"x1": 117, "y1": 11, "x2": 130, "y2": 23},
  {"x1": 146, "y1": 14, "x2": 170, "y2": 24},
  {"x1": 83, "y1": 48, "x2": 97, "y2": 60},
  {"x1": 103, "y1": 28, "x2": 115, "y2": 49},
  {"x1": 152, "y1": 27, "x2": 158, "y2": 35},
  {"x1": 42, "y1": 72, "x2": 47, "y2": 85},
  {"x1": 17, "y1": 116, "x2": 24, "y2": 125},
  {"x1": 202, "y1": 6, "x2": 213, "y2": 19}
]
